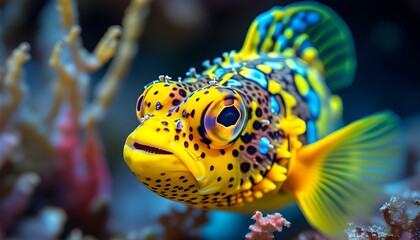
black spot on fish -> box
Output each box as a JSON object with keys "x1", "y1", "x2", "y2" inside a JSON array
[
  {"x1": 227, "y1": 163, "x2": 233, "y2": 170},
  {"x1": 247, "y1": 146, "x2": 257, "y2": 155},
  {"x1": 241, "y1": 163, "x2": 251, "y2": 173},
  {"x1": 179, "y1": 89, "x2": 187, "y2": 97},
  {"x1": 255, "y1": 108, "x2": 262, "y2": 117},
  {"x1": 253, "y1": 121, "x2": 262, "y2": 130},
  {"x1": 232, "y1": 150, "x2": 239, "y2": 157},
  {"x1": 172, "y1": 99, "x2": 181, "y2": 106},
  {"x1": 241, "y1": 133, "x2": 252, "y2": 144}
]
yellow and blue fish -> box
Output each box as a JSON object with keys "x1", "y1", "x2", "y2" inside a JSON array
[{"x1": 123, "y1": 1, "x2": 405, "y2": 237}]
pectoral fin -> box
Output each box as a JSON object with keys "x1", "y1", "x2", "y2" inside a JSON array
[{"x1": 284, "y1": 111, "x2": 406, "y2": 237}]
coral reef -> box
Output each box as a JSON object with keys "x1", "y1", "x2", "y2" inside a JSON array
[
  {"x1": 159, "y1": 206, "x2": 209, "y2": 240},
  {"x1": 245, "y1": 211, "x2": 290, "y2": 240},
  {"x1": 345, "y1": 193, "x2": 420, "y2": 240},
  {"x1": 0, "y1": 0, "x2": 150, "y2": 238}
]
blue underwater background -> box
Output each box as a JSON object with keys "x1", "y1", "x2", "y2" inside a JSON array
[{"x1": 1, "y1": 0, "x2": 419, "y2": 239}]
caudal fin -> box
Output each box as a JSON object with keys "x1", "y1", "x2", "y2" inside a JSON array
[
  {"x1": 285, "y1": 111, "x2": 406, "y2": 237},
  {"x1": 239, "y1": 1, "x2": 356, "y2": 91}
]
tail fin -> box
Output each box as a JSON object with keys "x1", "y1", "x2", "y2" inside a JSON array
[
  {"x1": 284, "y1": 111, "x2": 406, "y2": 237},
  {"x1": 239, "y1": 1, "x2": 356, "y2": 91}
]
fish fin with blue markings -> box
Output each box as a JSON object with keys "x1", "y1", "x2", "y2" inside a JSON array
[
  {"x1": 239, "y1": 2, "x2": 356, "y2": 91},
  {"x1": 283, "y1": 111, "x2": 406, "y2": 237}
]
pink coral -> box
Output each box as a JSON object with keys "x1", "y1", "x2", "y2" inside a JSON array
[
  {"x1": 245, "y1": 211, "x2": 290, "y2": 240},
  {"x1": 52, "y1": 109, "x2": 112, "y2": 237}
]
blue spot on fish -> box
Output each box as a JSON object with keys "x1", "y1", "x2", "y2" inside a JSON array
[
  {"x1": 259, "y1": 137, "x2": 271, "y2": 155},
  {"x1": 273, "y1": 22, "x2": 284, "y2": 38},
  {"x1": 213, "y1": 57, "x2": 222, "y2": 64},
  {"x1": 202, "y1": 60, "x2": 211, "y2": 68},
  {"x1": 263, "y1": 61, "x2": 284, "y2": 70},
  {"x1": 257, "y1": 12, "x2": 273, "y2": 33},
  {"x1": 214, "y1": 68, "x2": 226, "y2": 77},
  {"x1": 306, "y1": 120, "x2": 317, "y2": 144},
  {"x1": 306, "y1": 12, "x2": 320, "y2": 25},
  {"x1": 277, "y1": 35, "x2": 288, "y2": 50},
  {"x1": 296, "y1": 11, "x2": 305, "y2": 19},
  {"x1": 226, "y1": 79, "x2": 243, "y2": 88},
  {"x1": 240, "y1": 68, "x2": 267, "y2": 88},
  {"x1": 256, "y1": 12, "x2": 274, "y2": 50},
  {"x1": 291, "y1": 60, "x2": 307, "y2": 77},
  {"x1": 270, "y1": 96, "x2": 280, "y2": 114},
  {"x1": 291, "y1": 18, "x2": 307, "y2": 33},
  {"x1": 306, "y1": 90, "x2": 320, "y2": 119}
]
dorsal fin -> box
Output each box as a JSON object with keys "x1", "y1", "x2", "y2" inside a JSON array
[{"x1": 239, "y1": 1, "x2": 356, "y2": 91}]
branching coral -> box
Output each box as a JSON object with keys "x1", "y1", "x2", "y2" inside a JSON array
[
  {"x1": 0, "y1": 0, "x2": 150, "y2": 238},
  {"x1": 245, "y1": 211, "x2": 290, "y2": 240}
]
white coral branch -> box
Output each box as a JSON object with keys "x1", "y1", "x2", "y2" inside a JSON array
[
  {"x1": 0, "y1": 43, "x2": 31, "y2": 130},
  {"x1": 85, "y1": 0, "x2": 151, "y2": 122},
  {"x1": 56, "y1": 0, "x2": 78, "y2": 30}
]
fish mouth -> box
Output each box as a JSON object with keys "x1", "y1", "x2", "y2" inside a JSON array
[
  {"x1": 132, "y1": 142, "x2": 173, "y2": 155},
  {"x1": 124, "y1": 126, "x2": 206, "y2": 188}
]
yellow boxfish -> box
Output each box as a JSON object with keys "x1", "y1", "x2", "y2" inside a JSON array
[{"x1": 123, "y1": 1, "x2": 405, "y2": 237}]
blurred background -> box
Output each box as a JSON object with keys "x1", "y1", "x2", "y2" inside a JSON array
[{"x1": 1, "y1": 0, "x2": 419, "y2": 239}]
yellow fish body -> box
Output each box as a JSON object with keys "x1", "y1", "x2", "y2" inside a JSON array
[{"x1": 123, "y1": 2, "x2": 405, "y2": 237}]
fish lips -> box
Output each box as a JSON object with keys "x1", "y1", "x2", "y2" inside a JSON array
[{"x1": 123, "y1": 127, "x2": 206, "y2": 184}]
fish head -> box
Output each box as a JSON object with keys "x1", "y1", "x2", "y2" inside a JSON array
[{"x1": 124, "y1": 80, "x2": 251, "y2": 207}]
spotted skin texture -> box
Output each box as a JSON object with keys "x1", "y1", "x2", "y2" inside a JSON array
[{"x1": 125, "y1": 3, "x2": 344, "y2": 210}]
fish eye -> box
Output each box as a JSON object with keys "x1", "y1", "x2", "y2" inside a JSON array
[
  {"x1": 217, "y1": 105, "x2": 240, "y2": 127},
  {"x1": 202, "y1": 91, "x2": 247, "y2": 149}
]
